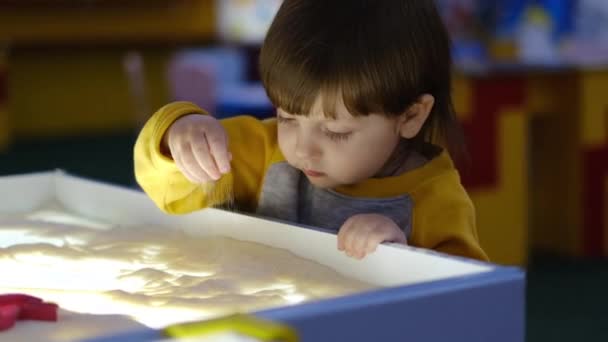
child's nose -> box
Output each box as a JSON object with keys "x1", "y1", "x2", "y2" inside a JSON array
[{"x1": 295, "y1": 134, "x2": 320, "y2": 159}]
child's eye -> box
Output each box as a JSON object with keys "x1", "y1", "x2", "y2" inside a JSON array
[
  {"x1": 277, "y1": 115, "x2": 295, "y2": 124},
  {"x1": 325, "y1": 130, "x2": 353, "y2": 142}
]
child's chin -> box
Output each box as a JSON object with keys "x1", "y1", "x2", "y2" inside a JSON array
[{"x1": 306, "y1": 176, "x2": 337, "y2": 189}]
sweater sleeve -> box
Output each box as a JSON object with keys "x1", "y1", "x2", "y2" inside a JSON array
[
  {"x1": 409, "y1": 171, "x2": 489, "y2": 261},
  {"x1": 134, "y1": 101, "x2": 277, "y2": 214}
]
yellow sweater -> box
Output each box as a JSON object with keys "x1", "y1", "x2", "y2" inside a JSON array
[{"x1": 135, "y1": 101, "x2": 488, "y2": 261}]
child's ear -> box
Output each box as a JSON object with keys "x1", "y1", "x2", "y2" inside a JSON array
[{"x1": 397, "y1": 94, "x2": 434, "y2": 139}]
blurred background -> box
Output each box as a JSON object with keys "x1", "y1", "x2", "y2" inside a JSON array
[{"x1": 0, "y1": 0, "x2": 607, "y2": 340}]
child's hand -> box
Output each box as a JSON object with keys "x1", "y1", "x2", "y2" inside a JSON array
[
  {"x1": 163, "y1": 114, "x2": 232, "y2": 183},
  {"x1": 337, "y1": 214, "x2": 407, "y2": 259}
]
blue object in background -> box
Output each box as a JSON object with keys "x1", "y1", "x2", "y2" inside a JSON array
[
  {"x1": 216, "y1": 83, "x2": 274, "y2": 120},
  {"x1": 493, "y1": 0, "x2": 575, "y2": 40},
  {"x1": 540, "y1": 0, "x2": 576, "y2": 39},
  {"x1": 494, "y1": 0, "x2": 529, "y2": 38}
]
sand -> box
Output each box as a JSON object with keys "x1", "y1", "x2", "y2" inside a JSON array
[{"x1": 0, "y1": 208, "x2": 373, "y2": 340}]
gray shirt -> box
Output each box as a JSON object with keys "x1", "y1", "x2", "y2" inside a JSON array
[{"x1": 256, "y1": 162, "x2": 413, "y2": 237}]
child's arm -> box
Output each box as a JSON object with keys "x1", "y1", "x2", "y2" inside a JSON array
[
  {"x1": 134, "y1": 101, "x2": 277, "y2": 214},
  {"x1": 410, "y1": 177, "x2": 489, "y2": 261}
]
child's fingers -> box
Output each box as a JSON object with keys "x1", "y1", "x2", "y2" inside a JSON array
[
  {"x1": 343, "y1": 226, "x2": 360, "y2": 257},
  {"x1": 337, "y1": 231, "x2": 346, "y2": 251},
  {"x1": 205, "y1": 130, "x2": 231, "y2": 174},
  {"x1": 184, "y1": 147, "x2": 215, "y2": 183},
  {"x1": 352, "y1": 228, "x2": 372, "y2": 259},
  {"x1": 363, "y1": 231, "x2": 386, "y2": 256},
  {"x1": 388, "y1": 227, "x2": 407, "y2": 244},
  {"x1": 191, "y1": 135, "x2": 221, "y2": 180},
  {"x1": 337, "y1": 217, "x2": 355, "y2": 251},
  {"x1": 174, "y1": 151, "x2": 203, "y2": 184},
  {"x1": 170, "y1": 139, "x2": 203, "y2": 183}
]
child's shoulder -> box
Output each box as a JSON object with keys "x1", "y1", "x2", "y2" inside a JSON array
[
  {"x1": 406, "y1": 153, "x2": 472, "y2": 217},
  {"x1": 407, "y1": 148, "x2": 466, "y2": 197}
]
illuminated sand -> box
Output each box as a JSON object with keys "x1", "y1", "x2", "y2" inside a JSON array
[{"x1": 0, "y1": 210, "x2": 374, "y2": 330}]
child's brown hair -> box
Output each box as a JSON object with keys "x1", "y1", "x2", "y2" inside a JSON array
[{"x1": 259, "y1": 0, "x2": 466, "y2": 161}]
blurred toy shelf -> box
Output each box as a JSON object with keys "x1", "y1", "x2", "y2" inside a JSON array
[
  {"x1": 0, "y1": 1, "x2": 216, "y2": 44},
  {"x1": 0, "y1": 0, "x2": 281, "y2": 145},
  {"x1": 0, "y1": 0, "x2": 217, "y2": 146},
  {"x1": 428, "y1": 0, "x2": 608, "y2": 264},
  {"x1": 454, "y1": 67, "x2": 608, "y2": 265}
]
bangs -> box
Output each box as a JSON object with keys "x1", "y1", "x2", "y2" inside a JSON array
[{"x1": 260, "y1": 57, "x2": 420, "y2": 119}]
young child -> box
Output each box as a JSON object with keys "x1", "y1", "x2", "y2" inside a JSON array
[{"x1": 134, "y1": 0, "x2": 488, "y2": 261}]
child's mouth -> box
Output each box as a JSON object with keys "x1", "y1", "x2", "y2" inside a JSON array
[{"x1": 303, "y1": 169, "x2": 325, "y2": 178}]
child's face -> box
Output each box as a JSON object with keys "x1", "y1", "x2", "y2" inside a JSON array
[{"x1": 277, "y1": 96, "x2": 401, "y2": 188}]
